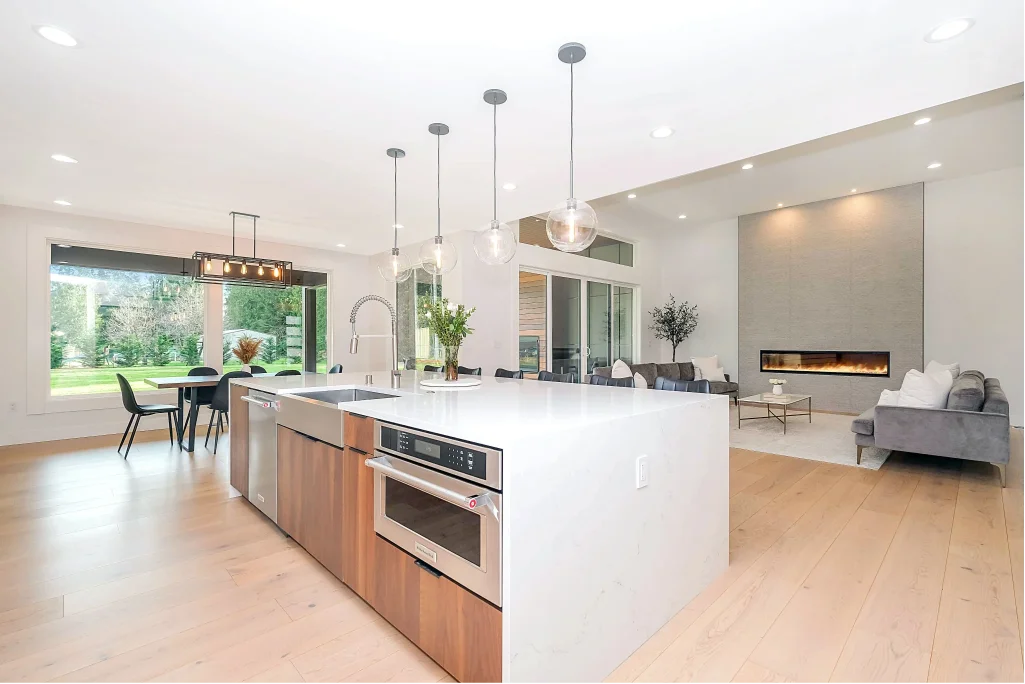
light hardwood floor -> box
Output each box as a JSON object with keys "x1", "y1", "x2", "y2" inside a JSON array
[{"x1": 0, "y1": 427, "x2": 1020, "y2": 682}]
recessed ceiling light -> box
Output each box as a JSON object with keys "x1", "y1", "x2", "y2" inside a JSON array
[
  {"x1": 51, "y1": 154, "x2": 77, "y2": 163},
  {"x1": 650, "y1": 126, "x2": 674, "y2": 139},
  {"x1": 678, "y1": 214, "x2": 687, "y2": 219},
  {"x1": 914, "y1": 117, "x2": 932, "y2": 126},
  {"x1": 741, "y1": 163, "x2": 753, "y2": 170},
  {"x1": 777, "y1": 203, "x2": 783, "y2": 208},
  {"x1": 335, "y1": 243, "x2": 346, "y2": 248},
  {"x1": 34, "y1": 25, "x2": 77, "y2": 47},
  {"x1": 851, "y1": 188, "x2": 858, "y2": 193},
  {"x1": 53, "y1": 200, "x2": 71, "y2": 206},
  {"x1": 627, "y1": 193, "x2": 637, "y2": 199},
  {"x1": 502, "y1": 183, "x2": 516, "y2": 191},
  {"x1": 925, "y1": 18, "x2": 975, "y2": 43},
  {"x1": 927, "y1": 162, "x2": 942, "y2": 169}
]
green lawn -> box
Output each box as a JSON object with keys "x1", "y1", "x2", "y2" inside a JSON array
[{"x1": 51, "y1": 361, "x2": 322, "y2": 396}]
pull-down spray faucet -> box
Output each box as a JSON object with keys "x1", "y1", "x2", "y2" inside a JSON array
[{"x1": 349, "y1": 295, "x2": 401, "y2": 388}]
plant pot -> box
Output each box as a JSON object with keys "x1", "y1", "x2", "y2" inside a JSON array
[
  {"x1": 242, "y1": 364, "x2": 252, "y2": 373},
  {"x1": 772, "y1": 384, "x2": 783, "y2": 395},
  {"x1": 443, "y1": 345, "x2": 460, "y2": 381}
]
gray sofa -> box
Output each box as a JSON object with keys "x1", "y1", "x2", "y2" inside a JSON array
[
  {"x1": 591, "y1": 361, "x2": 740, "y2": 403},
  {"x1": 851, "y1": 371, "x2": 1010, "y2": 486}
]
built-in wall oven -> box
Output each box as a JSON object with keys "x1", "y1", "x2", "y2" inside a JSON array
[{"x1": 367, "y1": 422, "x2": 502, "y2": 607}]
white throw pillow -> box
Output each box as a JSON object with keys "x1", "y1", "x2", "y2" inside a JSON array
[
  {"x1": 633, "y1": 372, "x2": 648, "y2": 389},
  {"x1": 897, "y1": 369, "x2": 954, "y2": 408},
  {"x1": 877, "y1": 389, "x2": 900, "y2": 406},
  {"x1": 611, "y1": 359, "x2": 633, "y2": 379},
  {"x1": 704, "y1": 367, "x2": 726, "y2": 382},
  {"x1": 691, "y1": 356, "x2": 719, "y2": 382},
  {"x1": 925, "y1": 360, "x2": 960, "y2": 380}
]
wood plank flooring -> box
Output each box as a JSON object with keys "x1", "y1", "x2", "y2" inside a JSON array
[{"x1": 0, "y1": 427, "x2": 1020, "y2": 682}]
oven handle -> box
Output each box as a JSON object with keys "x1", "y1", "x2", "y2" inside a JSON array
[{"x1": 365, "y1": 455, "x2": 499, "y2": 521}]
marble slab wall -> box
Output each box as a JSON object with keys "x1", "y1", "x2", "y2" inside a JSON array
[{"x1": 738, "y1": 183, "x2": 924, "y2": 413}]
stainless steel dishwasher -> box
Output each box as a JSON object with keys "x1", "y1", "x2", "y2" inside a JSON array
[{"x1": 243, "y1": 390, "x2": 279, "y2": 522}]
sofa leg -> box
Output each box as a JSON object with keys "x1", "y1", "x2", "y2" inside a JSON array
[
  {"x1": 996, "y1": 463, "x2": 1006, "y2": 488},
  {"x1": 856, "y1": 445, "x2": 863, "y2": 465}
]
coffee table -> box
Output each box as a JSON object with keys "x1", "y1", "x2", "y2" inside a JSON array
[{"x1": 737, "y1": 393, "x2": 812, "y2": 434}]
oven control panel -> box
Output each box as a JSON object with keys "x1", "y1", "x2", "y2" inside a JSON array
[{"x1": 378, "y1": 425, "x2": 487, "y2": 481}]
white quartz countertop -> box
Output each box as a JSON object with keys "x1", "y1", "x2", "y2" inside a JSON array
[{"x1": 233, "y1": 370, "x2": 722, "y2": 447}]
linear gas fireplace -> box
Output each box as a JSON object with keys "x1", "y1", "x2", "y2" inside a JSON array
[{"x1": 760, "y1": 350, "x2": 890, "y2": 377}]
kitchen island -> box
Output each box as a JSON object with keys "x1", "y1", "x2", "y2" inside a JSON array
[{"x1": 229, "y1": 370, "x2": 728, "y2": 682}]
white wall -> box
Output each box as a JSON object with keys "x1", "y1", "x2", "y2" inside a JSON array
[
  {"x1": 925, "y1": 166, "x2": 1024, "y2": 425},
  {"x1": 656, "y1": 218, "x2": 739, "y2": 379},
  {"x1": 0, "y1": 205, "x2": 385, "y2": 446}
]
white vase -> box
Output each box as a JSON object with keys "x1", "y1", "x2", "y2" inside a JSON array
[
  {"x1": 772, "y1": 384, "x2": 783, "y2": 395},
  {"x1": 242, "y1": 364, "x2": 252, "y2": 373}
]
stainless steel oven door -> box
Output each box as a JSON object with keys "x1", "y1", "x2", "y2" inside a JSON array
[{"x1": 366, "y1": 453, "x2": 502, "y2": 607}]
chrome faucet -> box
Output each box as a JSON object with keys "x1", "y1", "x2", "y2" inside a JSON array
[{"x1": 349, "y1": 294, "x2": 401, "y2": 388}]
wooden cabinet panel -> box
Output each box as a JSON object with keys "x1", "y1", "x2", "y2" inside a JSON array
[
  {"x1": 419, "y1": 571, "x2": 502, "y2": 683},
  {"x1": 303, "y1": 438, "x2": 345, "y2": 580},
  {"x1": 341, "y1": 446, "x2": 376, "y2": 600},
  {"x1": 344, "y1": 412, "x2": 375, "y2": 453},
  {"x1": 370, "y1": 536, "x2": 420, "y2": 643},
  {"x1": 228, "y1": 384, "x2": 249, "y2": 497},
  {"x1": 276, "y1": 426, "x2": 306, "y2": 545}
]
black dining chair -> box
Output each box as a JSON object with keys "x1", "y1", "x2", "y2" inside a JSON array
[
  {"x1": 275, "y1": 369, "x2": 301, "y2": 376},
  {"x1": 181, "y1": 366, "x2": 218, "y2": 436},
  {"x1": 248, "y1": 365, "x2": 267, "y2": 375},
  {"x1": 495, "y1": 368, "x2": 524, "y2": 379},
  {"x1": 423, "y1": 364, "x2": 442, "y2": 372},
  {"x1": 115, "y1": 374, "x2": 177, "y2": 459},
  {"x1": 328, "y1": 364, "x2": 343, "y2": 374},
  {"x1": 205, "y1": 371, "x2": 252, "y2": 454},
  {"x1": 589, "y1": 375, "x2": 634, "y2": 388},
  {"x1": 653, "y1": 377, "x2": 711, "y2": 393},
  {"x1": 457, "y1": 366, "x2": 482, "y2": 376},
  {"x1": 538, "y1": 371, "x2": 574, "y2": 383}
]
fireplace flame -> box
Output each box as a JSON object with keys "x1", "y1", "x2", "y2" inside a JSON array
[{"x1": 760, "y1": 352, "x2": 889, "y2": 376}]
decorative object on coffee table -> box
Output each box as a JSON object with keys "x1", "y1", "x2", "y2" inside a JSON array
[
  {"x1": 738, "y1": 392, "x2": 812, "y2": 434},
  {"x1": 648, "y1": 294, "x2": 698, "y2": 361},
  {"x1": 417, "y1": 297, "x2": 476, "y2": 381},
  {"x1": 231, "y1": 335, "x2": 262, "y2": 373},
  {"x1": 769, "y1": 378, "x2": 787, "y2": 395}
]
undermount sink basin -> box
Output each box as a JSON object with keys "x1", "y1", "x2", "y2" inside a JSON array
[{"x1": 288, "y1": 389, "x2": 398, "y2": 405}]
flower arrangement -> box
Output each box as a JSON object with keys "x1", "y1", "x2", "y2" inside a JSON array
[
  {"x1": 232, "y1": 335, "x2": 263, "y2": 367},
  {"x1": 769, "y1": 377, "x2": 787, "y2": 395},
  {"x1": 417, "y1": 297, "x2": 476, "y2": 380}
]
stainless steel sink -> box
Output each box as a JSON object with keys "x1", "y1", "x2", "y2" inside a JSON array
[
  {"x1": 276, "y1": 388, "x2": 398, "y2": 449},
  {"x1": 289, "y1": 389, "x2": 398, "y2": 405}
]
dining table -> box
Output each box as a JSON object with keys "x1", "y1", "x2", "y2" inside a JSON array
[{"x1": 144, "y1": 373, "x2": 274, "y2": 452}]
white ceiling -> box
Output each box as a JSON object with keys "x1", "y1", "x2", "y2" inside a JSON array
[
  {"x1": 592, "y1": 85, "x2": 1025, "y2": 232},
  {"x1": 0, "y1": 1, "x2": 1022, "y2": 254}
]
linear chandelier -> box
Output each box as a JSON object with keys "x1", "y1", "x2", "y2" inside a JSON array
[{"x1": 192, "y1": 211, "x2": 292, "y2": 288}]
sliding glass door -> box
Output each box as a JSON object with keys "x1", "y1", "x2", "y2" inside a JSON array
[{"x1": 519, "y1": 268, "x2": 636, "y2": 382}]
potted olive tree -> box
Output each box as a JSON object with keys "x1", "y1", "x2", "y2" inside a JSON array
[{"x1": 648, "y1": 295, "x2": 698, "y2": 362}]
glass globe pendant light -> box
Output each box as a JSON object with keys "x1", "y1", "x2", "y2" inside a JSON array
[
  {"x1": 419, "y1": 123, "x2": 458, "y2": 275},
  {"x1": 378, "y1": 147, "x2": 412, "y2": 283},
  {"x1": 474, "y1": 89, "x2": 517, "y2": 265},
  {"x1": 546, "y1": 42, "x2": 598, "y2": 253}
]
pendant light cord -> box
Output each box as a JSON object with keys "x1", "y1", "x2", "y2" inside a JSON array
[
  {"x1": 492, "y1": 102, "x2": 498, "y2": 222},
  {"x1": 231, "y1": 212, "x2": 236, "y2": 257},
  {"x1": 570, "y1": 60, "x2": 575, "y2": 199},
  {"x1": 436, "y1": 131, "x2": 441, "y2": 239},
  {"x1": 393, "y1": 156, "x2": 398, "y2": 250},
  {"x1": 252, "y1": 215, "x2": 257, "y2": 259}
]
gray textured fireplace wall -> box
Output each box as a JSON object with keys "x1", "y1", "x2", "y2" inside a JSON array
[{"x1": 738, "y1": 183, "x2": 924, "y2": 413}]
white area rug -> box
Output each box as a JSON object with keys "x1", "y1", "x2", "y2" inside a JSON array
[{"x1": 729, "y1": 405, "x2": 890, "y2": 470}]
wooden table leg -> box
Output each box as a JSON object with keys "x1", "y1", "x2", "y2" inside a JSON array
[{"x1": 784, "y1": 402, "x2": 787, "y2": 434}]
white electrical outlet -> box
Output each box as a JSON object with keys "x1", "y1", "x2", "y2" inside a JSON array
[
  {"x1": 8, "y1": 402, "x2": 16, "y2": 413},
  {"x1": 636, "y1": 455, "x2": 649, "y2": 489}
]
